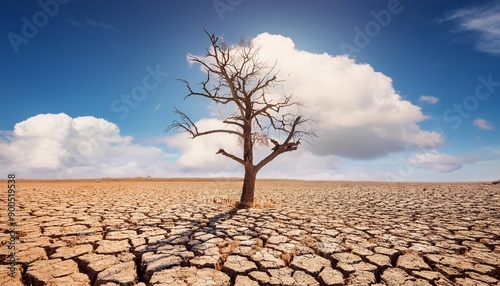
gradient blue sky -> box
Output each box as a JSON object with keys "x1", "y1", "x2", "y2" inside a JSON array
[{"x1": 1, "y1": 0, "x2": 499, "y2": 181}]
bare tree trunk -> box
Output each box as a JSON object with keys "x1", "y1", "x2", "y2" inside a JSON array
[{"x1": 239, "y1": 166, "x2": 256, "y2": 208}]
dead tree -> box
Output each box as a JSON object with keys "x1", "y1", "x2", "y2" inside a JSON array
[{"x1": 167, "y1": 31, "x2": 313, "y2": 208}]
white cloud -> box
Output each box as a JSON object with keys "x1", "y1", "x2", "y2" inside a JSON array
[
  {"x1": 251, "y1": 33, "x2": 443, "y2": 159},
  {"x1": 419, "y1": 95, "x2": 439, "y2": 104},
  {"x1": 154, "y1": 102, "x2": 162, "y2": 112},
  {"x1": 0, "y1": 113, "x2": 174, "y2": 178},
  {"x1": 443, "y1": 2, "x2": 500, "y2": 55},
  {"x1": 67, "y1": 18, "x2": 82, "y2": 27},
  {"x1": 408, "y1": 150, "x2": 476, "y2": 173},
  {"x1": 473, "y1": 118, "x2": 494, "y2": 130},
  {"x1": 86, "y1": 18, "x2": 124, "y2": 34},
  {"x1": 68, "y1": 18, "x2": 124, "y2": 34}
]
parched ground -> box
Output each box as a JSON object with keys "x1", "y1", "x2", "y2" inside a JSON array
[{"x1": 1, "y1": 179, "x2": 499, "y2": 286}]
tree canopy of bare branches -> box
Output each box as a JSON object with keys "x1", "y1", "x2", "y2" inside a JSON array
[{"x1": 167, "y1": 31, "x2": 313, "y2": 208}]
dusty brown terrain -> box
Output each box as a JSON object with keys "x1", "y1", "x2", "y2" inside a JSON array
[{"x1": 1, "y1": 179, "x2": 499, "y2": 286}]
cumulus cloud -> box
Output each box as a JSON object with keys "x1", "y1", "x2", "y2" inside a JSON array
[
  {"x1": 408, "y1": 150, "x2": 476, "y2": 173},
  {"x1": 442, "y1": 2, "x2": 500, "y2": 55},
  {"x1": 251, "y1": 33, "x2": 443, "y2": 159},
  {"x1": 0, "y1": 113, "x2": 173, "y2": 178},
  {"x1": 473, "y1": 118, "x2": 494, "y2": 130},
  {"x1": 419, "y1": 95, "x2": 439, "y2": 104}
]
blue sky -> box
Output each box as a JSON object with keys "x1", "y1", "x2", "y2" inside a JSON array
[{"x1": 1, "y1": 0, "x2": 499, "y2": 181}]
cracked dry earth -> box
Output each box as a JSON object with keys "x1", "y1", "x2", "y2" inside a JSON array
[{"x1": 1, "y1": 179, "x2": 499, "y2": 286}]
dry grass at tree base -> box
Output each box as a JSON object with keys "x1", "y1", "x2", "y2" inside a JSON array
[{"x1": 210, "y1": 197, "x2": 275, "y2": 208}]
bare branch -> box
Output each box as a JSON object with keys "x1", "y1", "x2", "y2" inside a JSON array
[
  {"x1": 223, "y1": 119, "x2": 244, "y2": 129},
  {"x1": 178, "y1": 78, "x2": 232, "y2": 104},
  {"x1": 166, "y1": 107, "x2": 244, "y2": 138},
  {"x1": 165, "y1": 108, "x2": 199, "y2": 137},
  {"x1": 216, "y1": 148, "x2": 244, "y2": 164},
  {"x1": 255, "y1": 116, "x2": 304, "y2": 172},
  {"x1": 196, "y1": 129, "x2": 244, "y2": 138}
]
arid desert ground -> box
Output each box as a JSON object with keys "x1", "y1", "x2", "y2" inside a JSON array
[{"x1": 1, "y1": 179, "x2": 499, "y2": 286}]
